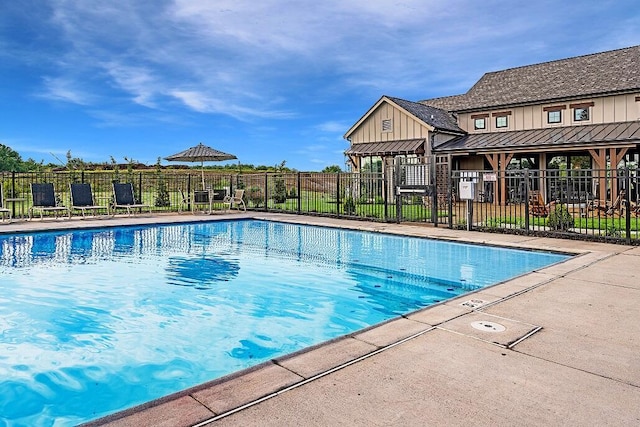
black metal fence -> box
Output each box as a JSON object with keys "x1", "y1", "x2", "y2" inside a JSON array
[
  {"x1": 0, "y1": 170, "x2": 394, "y2": 221},
  {"x1": 2, "y1": 168, "x2": 640, "y2": 245},
  {"x1": 450, "y1": 168, "x2": 640, "y2": 244}
]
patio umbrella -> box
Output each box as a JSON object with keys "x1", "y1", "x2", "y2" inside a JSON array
[{"x1": 165, "y1": 142, "x2": 237, "y2": 188}]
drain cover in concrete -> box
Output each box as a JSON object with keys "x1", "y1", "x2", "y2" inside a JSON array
[
  {"x1": 471, "y1": 321, "x2": 506, "y2": 332},
  {"x1": 439, "y1": 312, "x2": 540, "y2": 347}
]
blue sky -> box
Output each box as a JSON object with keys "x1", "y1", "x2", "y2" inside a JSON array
[{"x1": 1, "y1": 1, "x2": 639, "y2": 171}]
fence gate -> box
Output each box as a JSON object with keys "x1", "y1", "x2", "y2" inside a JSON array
[{"x1": 392, "y1": 156, "x2": 450, "y2": 224}]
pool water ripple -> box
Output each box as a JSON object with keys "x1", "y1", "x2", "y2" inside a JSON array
[{"x1": 0, "y1": 220, "x2": 568, "y2": 426}]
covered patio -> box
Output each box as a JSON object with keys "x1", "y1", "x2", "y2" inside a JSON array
[{"x1": 437, "y1": 121, "x2": 640, "y2": 206}]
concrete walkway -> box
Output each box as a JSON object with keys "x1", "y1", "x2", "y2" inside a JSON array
[{"x1": 5, "y1": 213, "x2": 638, "y2": 426}]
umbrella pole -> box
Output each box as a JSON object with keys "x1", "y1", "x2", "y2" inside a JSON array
[{"x1": 201, "y1": 160, "x2": 205, "y2": 189}]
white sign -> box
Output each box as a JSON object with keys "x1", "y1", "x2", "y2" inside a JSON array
[{"x1": 483, "y1": 173, "x2": 497, "y2": 182}]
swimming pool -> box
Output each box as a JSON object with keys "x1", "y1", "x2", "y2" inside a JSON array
[{"x1": 0, "y1": 220, "x2": 568, "y2": 426}]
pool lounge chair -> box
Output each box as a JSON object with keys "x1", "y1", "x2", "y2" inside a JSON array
[
  {"x1": 223, "y1": 189, "x2": 246, "y2": 212},
  {"x1": 29, "y1": 183, "x2": 71, "y2": 220},
  {"x1": 70, "y1": 183, "x2": 109, "y2": 218},
  {"x1": 587, "y1": 190, "x2": 626, "y2": 217},
  {"x1": 0, "y1": 184, "x2": 12, "y2": 223},
  {"x1": 112, "y1": 183, "x2": 151, "y2": 216}
]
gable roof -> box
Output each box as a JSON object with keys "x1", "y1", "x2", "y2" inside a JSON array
[
  {"x1": 344, "y1": 95, "x2": 463, "y2": 139},
  {"x1": 422, "y1": 45, "x2": 640, "y2": 113}
]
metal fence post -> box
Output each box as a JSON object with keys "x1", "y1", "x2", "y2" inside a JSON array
[
  {"x1": 431, "y1": 156, "x2": 438, "y2": 226},
  {"x1": 187, "y1": 174, "x2": 192, "y2": 211},
  {"x1": 524, "y1": 169, "x2": 530, "y2": 232},
  {"x1": 264, "y1": 173, "x2": 269, "y2": 211},
  {"x1": 448, "y1": 170, "x2": 453, "y2": 228},
  {"x1": 395, "y1": 160, "x2": 401, "y2": 223},
  {"x1": 625, "y1": 167, "x2": 632, "y2": 244},
  {"x1": 383, "y1": 173, "x2": 388, "y2": 221},
  {"x1": 10, "y1": 171, "x2": 16, "y2": 218},
  {"x1": 297, "y1": 172, "x2": 301, "y2": 214},
  {"x1": 336, "y1": 173, "x2": 340, "y2": 216}
]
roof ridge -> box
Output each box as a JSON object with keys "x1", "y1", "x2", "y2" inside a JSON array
[{"x1": 480, "y1": 45, "x2": 640, "y2": 76}]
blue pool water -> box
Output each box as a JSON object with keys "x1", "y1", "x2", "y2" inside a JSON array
[{"x1": 0, "y1": 220, "x2": 568, "y2": 426}]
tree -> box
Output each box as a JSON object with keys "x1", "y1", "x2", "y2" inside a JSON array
[
  {"x1": 322, "y1": 165, "x2": 342, "y2": 173},
  {"x1": 0, "y1": 144, "x2": 25, "y2": 172},
  {"x1": 272, "y1": 160, "x2": 288, "y2": 203},
  {"x1": 154, "y1": 157, "x2": 170, "y2": 207}
]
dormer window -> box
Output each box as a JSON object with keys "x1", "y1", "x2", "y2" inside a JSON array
[{"x1": 382, "y1": 119, "x2": 392, "y2": 132}]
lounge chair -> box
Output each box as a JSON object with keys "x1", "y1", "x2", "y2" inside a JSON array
[
  {"x1": 223, "y1": 189, "x2": 246, "y2": 212},
  {"x1": 587, "y1": 190, "x2": 625, "y2": 217},
  {"x1": 70, "y1": 183, "x2": 109, "y2": 218},
  {"x1": 112, "y1": 183, "x2": 151, "y2": 215},
  {"x1": 528, "y1": 190, "x2": 551, "y2": 217},
  {"x1": 0, "y1": 184, "x2": 12, "y2": 223},
  {"x1": 29, "y1": 183, "x2": 71, "y2": 220}
]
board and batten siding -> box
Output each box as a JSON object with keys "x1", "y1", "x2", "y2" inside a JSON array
[
  {"x1": 456, "y1": 93, "x2": 640, "y2": 134},
  {"x1": 347, "y1": 101, "x2": 431, "y2": 144}
]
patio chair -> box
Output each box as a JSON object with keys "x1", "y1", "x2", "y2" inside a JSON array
[
  {"x1": 528, "y1": 190, "x2": 550, "y2": 217},
  {"x1": 29, "y1": 183, "x2": 71, "y2": 220},
  {"x1": 70, "y1": 183, "x2": 109, "y2": 218},
  {"x1": 112, "y1": 183, "x2": 151, "y2": 216},
  {"x1": 0, "y1": 184, "x2": 12, "y2": 223},
  {"x1": 223, "y1": 189, "x2": 246, "y2": 212},
  {"x1": 178, "y1": 189, "x2": 212, "y2": 214},
  {"x1": 586, "y1": 190, "x2": 625, "y2": 217}
]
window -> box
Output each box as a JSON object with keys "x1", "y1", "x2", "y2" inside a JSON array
[
  {"x1": 548, "y1": 110, "x2": 561, "y2": 124},
  {"x1": 574, "y1": 107, "x2": 589, "y2": 121},
  {"x1": 496, "y1": 115, "x2": 508, "y2": 128},
  {"x1": 474, "y1": 118, "x2": 486, "y2": 130},
  {"x1": 382, "y1": 119, "x2": 392, "y2": 132}
]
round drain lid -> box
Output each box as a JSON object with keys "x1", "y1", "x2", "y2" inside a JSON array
[{"x1": 471, "y1": 321, "x2": 506, "y2": 332}]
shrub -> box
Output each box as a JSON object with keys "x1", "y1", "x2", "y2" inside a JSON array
[
  {"x1": 247, "y1": 186, "x2": 264, "y2": 207},
  {"x1": 343, "y1": 196, "x2": 356, "y2": 215},
  {"x1": 272, "y1": 177, "x2": 287, "y2": 203},
  {"x1": 547, "y1": 204, "x2": 574, "y2": 231}
]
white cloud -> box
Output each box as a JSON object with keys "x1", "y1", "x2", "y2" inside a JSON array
[
  {"x1": 38, "y1": 77, "x2": 93, "y2": 105},
  {"x1": 19, "y1": 0, "x2": 640, "y2": 125},
  {"x1": 315, "y1": 121, "x2": 349, "y2": 133}
]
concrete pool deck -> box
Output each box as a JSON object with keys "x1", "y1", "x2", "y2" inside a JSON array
[{"x1": 3, "y1": 212, "x2": 639, "y2": 426}]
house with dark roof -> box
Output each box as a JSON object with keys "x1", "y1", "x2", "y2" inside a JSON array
[{"x1": 344, "y1": 45, "x2": 640, "y2": 204}]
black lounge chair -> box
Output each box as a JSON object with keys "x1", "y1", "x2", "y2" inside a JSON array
[
  {"x1": 0, "y1": 184, "x2": 12, "y2": 223},
  {"x1": 70, "y1": 183, "x2": 109, "y2": 218},
  {"x1": 112, "y1": 183, "x2": 151, "y2": 215},
  {"x1": 29, "y1": 183, "x2": 70, "y2": 220}
]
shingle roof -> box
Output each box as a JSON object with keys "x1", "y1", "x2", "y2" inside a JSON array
[
  {"x1": 422, "y1": 45, "x2": 640, "y2": 113},
  {"x1": 419, "y1": 94, "x2": 467, "y2": 111},
  {"x1": 386, "y1": 96, "x2": 463, "y2": 133},
  {"x1": 434, "y1": 121, "x2": 640, "y2": 153}
]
